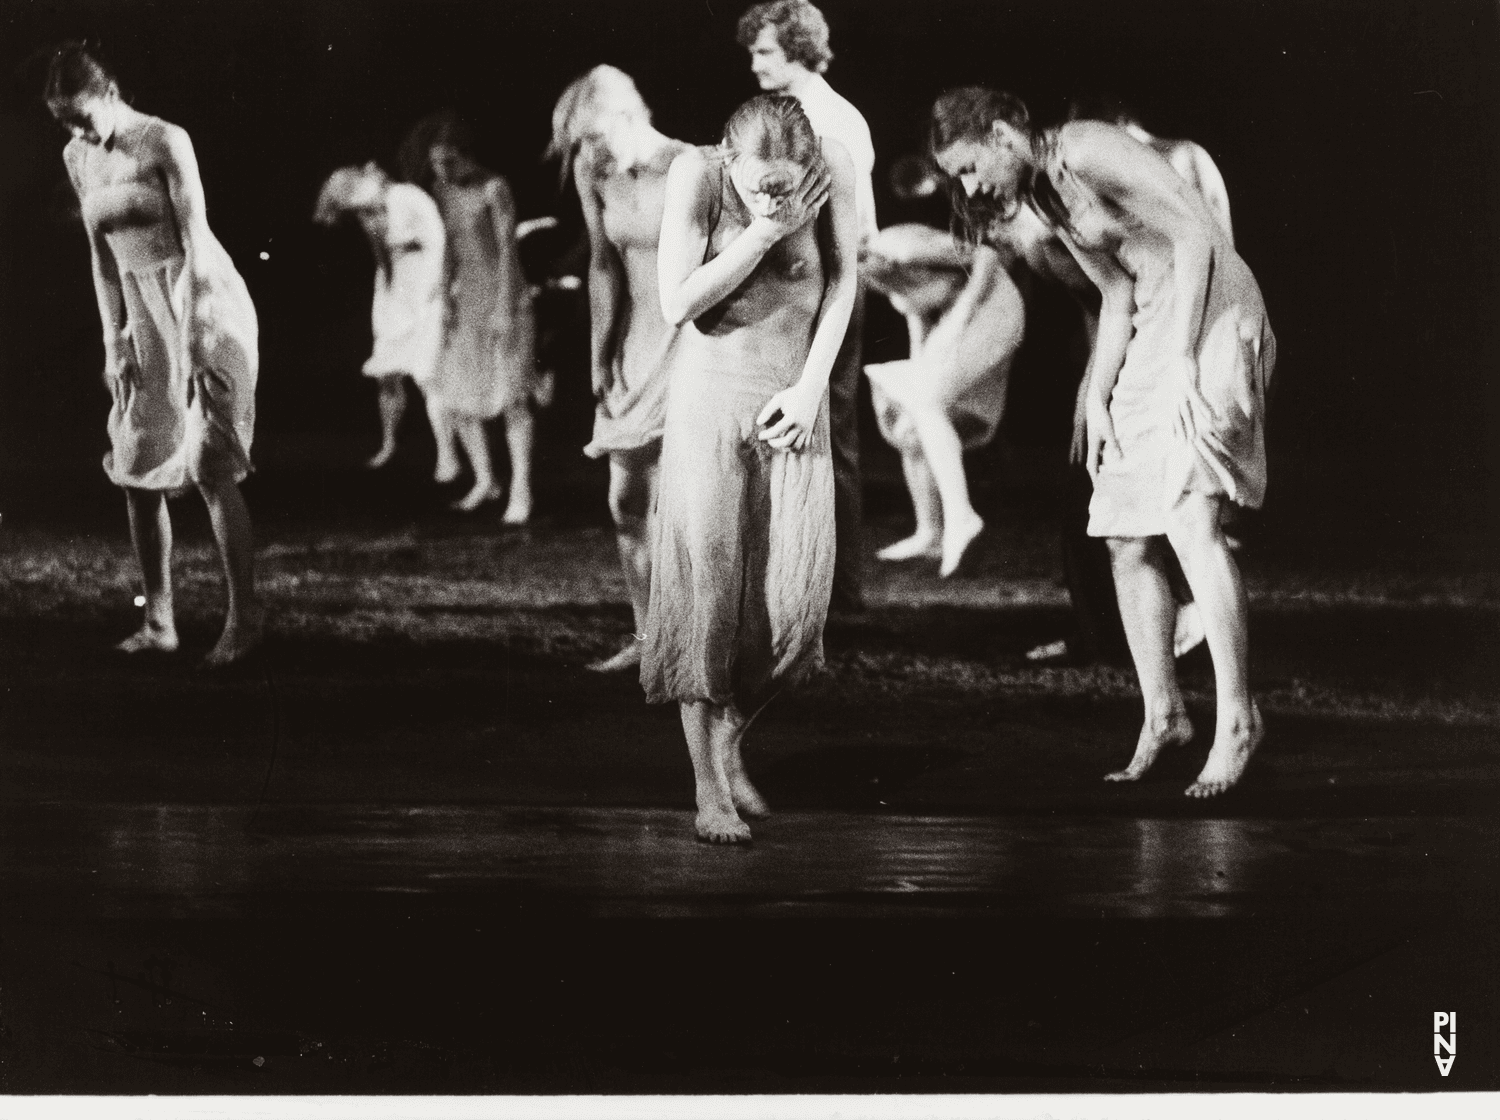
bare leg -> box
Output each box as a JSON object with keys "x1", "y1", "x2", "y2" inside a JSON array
[
  {"x1": 366, "y1": 376, "x2": 407, "y2": 469},
  {"x1": 426, "y1": 398, "x2": 461, "y2": 484},
  {"x1": 588, "y1": 448, "x2": 659, "y2": 673},
  {"x1": 1165, "y1": 494, "x2": 1263, "y2": 797},
  {"x1": 198, "y1": 478, "x2": 263, "y2": 665},
  {"x1": 682, "y1": 700, "x2": 750, "y2": 844},
  {"x1": 905, "y1": 402, "x2": 982, "y2": 577},
  {"x1": 499, "y1": 403, "x2": 534, "y2": 525},
  {"x1": 877, "y1": 441, "x2": 943, "y2": 562},
  {"x1": 720, "y1": 699, "x2": 770, "y2": 819},
  {"x1": 451, "y1": 417, "x2": 500, "y2": 511},
  {"x1": 118, "y1": 488, "x2": 179, "y2": 653},
  {"x1": 1104, "y1": 535, "x2": 1194, "y2": 781}
]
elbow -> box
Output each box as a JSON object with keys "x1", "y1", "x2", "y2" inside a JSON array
[{"x1": 660, "y1": 297, "x2": 691, "y2": 328}]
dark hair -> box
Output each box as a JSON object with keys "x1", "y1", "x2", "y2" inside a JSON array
[
  {"x1": 399, "y1": 109, "x2": 482, "y2": 191},
  {"x1": 927, "y1": 86, "x2": 1036, "y2": 243},
  {"x1": 721, "y1": 94, "x2": 820, "y2": 167},
  {"x1": 1066, "y1": 93, "x2": 1142, "y2": 130},
  {"x1": 44, "y1": 42, "x2": 116, "y2": 108},
  {"x1": 736, "y1": 1, "x2": 833, "y2": 74}
]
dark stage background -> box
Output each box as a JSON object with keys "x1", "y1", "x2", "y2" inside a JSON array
[{"x1": 0, "y1": 0, "x2": 1497, "y2": 547}]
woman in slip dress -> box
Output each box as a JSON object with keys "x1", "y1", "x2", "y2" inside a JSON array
[
  {"x1": 644, "y1": 95, "x2": 858, "y2": 844},
  {"x1": 860, "y1": 222, "x2": 1025, "y2": 573},
  {"x1": 930, "y1": 86, "x2": 1276, "y2": 798},
  {"x1": 548, "y1": 66, "x2": 690, "y2": 672},
  {"x1": 313, "y1": 162, "x2": 447, "y2": 472},
  {"x1": 401, "y1": 111, "x2": 545, "y2": 518},
  {"x1": 49, "y1": 44, "x2": 261, "y2": 665}
]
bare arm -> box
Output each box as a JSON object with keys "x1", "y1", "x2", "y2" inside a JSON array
[
  {"x1": 158, "y1": 122, "x2": 216, "y2": 375},
  {"x1": 65, "y1": 144, "x2": 130, "y2": 377},
  {"x1": 1184, "y1": 142, "x2": 1233, "y2": 247},
  {"x1": 483, "y1": 176, "x2": 527, "y2": 325},
  {"x1": 1053, "y1": 221, "x2": 1134, "y2": 476},
  {"x1": 1060, "y1": 121, "x2": 1216, "y2": 362},
  {"x1": 657, "y1": 147, "x2": 827, "y2": 327},
  {"x1": 575, "y1": 156, "x2": 627, "y2": 398}
]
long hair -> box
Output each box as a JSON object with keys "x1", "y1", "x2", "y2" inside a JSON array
[
  {"x1": 545, "y1": 65, "x2": 650, "y2": 190},
  {"x1": 927, "y1": 86, "x2": 1035, "y2": 244},
  {"x1": 399, "y1": 109, "x2": 484, "y2": 192}
]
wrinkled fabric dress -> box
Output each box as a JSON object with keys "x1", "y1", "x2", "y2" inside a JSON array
[
  {"x1": 1041, "y1": 141, "x2": 1277, "y2": 538},
  {"x1": 70, "y1": 119, "x2": 258, "y2": 492},
  {"x1": 641, "y1": 153, "x2": 836, "y2": 709},
  {"x1": 362, "y1": 183, "x2": 446, "y2": 387},
  {"x1": 430, "y1": 175, "x2": 537, "y2": 419},
  {"x1": 581, "y1": 142, "x2": 687, "y2": 459},
  {"x1": 862, "y1": 224, "x2": 1025, "y2": 453}
]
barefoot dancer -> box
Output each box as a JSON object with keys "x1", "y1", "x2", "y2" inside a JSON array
[
  {"x1": 401, "y1": 112, "x2": 544, "y2": 518},
  {"x1": 313, "y1": 163, "x2": 447, "y2": 472},
  {"x1": 548, "y1": 66, "x2": 689, "y2": 672},
  {"x1": 645, "y1": 95, "x2": 857, "y2": 842},
  {"x1": 930, "y1": 88, "x2": 1276, "y2": 797},
  {"x1": 860, "y1": 223, "x2": 1024, "y2": 572},
  {"x1": 49, "y1": 45, "x2": 262, "y2": 664}
]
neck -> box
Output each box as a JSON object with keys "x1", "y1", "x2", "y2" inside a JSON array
[{"x1": 782, "y1": 68, "x2": 816, "y2": 99}]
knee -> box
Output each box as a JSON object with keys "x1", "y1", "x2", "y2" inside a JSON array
[
  {"x1": 609, "y1": 475, "x2": 651, "y2": 531},
  {"x1": 1106, "y1": 535, "x2": 1155, "y2": 571}
]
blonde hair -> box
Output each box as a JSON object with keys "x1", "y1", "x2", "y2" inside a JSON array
[
  {"x1": 546, "y1": 65, "x2": 650, "y2": 187},
  {"x1": 312, "y1": 162, "x2": 389, "y2": 226}
]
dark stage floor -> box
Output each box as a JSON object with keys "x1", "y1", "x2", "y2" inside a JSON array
[{"x1": 0, "y1": 452, "x2": 1496, "y2": 1093}]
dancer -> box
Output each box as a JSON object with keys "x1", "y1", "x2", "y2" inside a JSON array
[
  {"x1": 739, "y1": 0, "x2": 875, "y2": 611},
  {"x1": 644, "y1": 95, "x2": 857, "y2": 842},
  {"x1": 547, "y1": 66, "x2": 689, "y2": 673},
  {"x1": 930, "y1": 87, "x2": 1276, "y2": 797},
  {"x1": 860, "y1": 224, "x2": 1025, "y2": 568},
  {"x1": 313, "y1": 162, "x2": 447, "y2": 471},
  {"x1": 48, "y1": 45, "x2": 262, "y2": 664},
  {"x1": 401, "y1": 111, "x2": 544, "y2": 518}
]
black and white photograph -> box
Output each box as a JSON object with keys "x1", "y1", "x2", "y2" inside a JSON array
[{"x1": 0, "y1": 0, "x2": 1496, "y2": 1113}]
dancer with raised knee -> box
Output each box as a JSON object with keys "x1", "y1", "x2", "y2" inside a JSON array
[
  {"x1": 49, "y1": 44, "x2": 263, "y2": 664},
  {"x1": 930, "y1": 87, "x2": 1276, "y2": 797},
  {"x1": 548, "y1": 66, "x2": 689, "y2": 672},
  {"x1": 644, "y1": 95, "x2": 857, "y2": 842}
]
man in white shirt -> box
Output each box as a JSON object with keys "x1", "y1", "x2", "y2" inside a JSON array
[{"x1": 738, "y1": 0, "x2": 875, "y2": 612}]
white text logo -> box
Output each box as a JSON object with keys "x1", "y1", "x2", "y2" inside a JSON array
[{"x1": 1434, "y1": 1012, "x2": 1456, "y2": 1076}]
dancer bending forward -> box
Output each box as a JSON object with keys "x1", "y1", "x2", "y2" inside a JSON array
[
  {"x1": 50, "y1": 45, "x2": 262, "y2": 664},
  {"x1": 549, "y1": 66, "x2": 689, "y2": 672},
  {"x1": 313, "y1": 163, "x2": 447, "y2": 471},
  {"x1": 930, "y1": 88, "x2": 1276, "y2": 797},
  {"x1": 861, "y1": 223, "x2": 1024, "y2": 574},
  {"x1": 402, "y1": 112, "x2": 546, "y2": 518},
  {"x1": 644, "y1": 95, "x2": 857, "y2": 843}
]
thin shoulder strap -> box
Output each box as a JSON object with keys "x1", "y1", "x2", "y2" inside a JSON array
[{"x1": 702, "y1": 148, "x2": 725, "y2": 264}]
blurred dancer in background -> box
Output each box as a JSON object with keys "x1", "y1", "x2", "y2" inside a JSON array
[
  {"x1": 644, "y1": 95, "x2": 857, "y2": 842},
  {"x1": 739, "y1": 0, "x2": 875, "y2": 612},
  {"x1": 49, "y1": 44, "x2": 262, "y2": 664},
  {"x1": 548, "y1": 66, "x2": 689, "y2": 672},
  {"x1": 402, "y1": 111, "x2": 547, "y2": 519},
  {"x1": 313, "y1": 162, "x2": 446, "y2": 473}
]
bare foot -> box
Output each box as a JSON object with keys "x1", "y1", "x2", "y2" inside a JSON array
[
  {"x1": 116, "y1": 622, "x2": 179, "y2": 654},
  {"x1": 451, "y1": 483, "x2": 501, "y2": 512},
  {"x1": 587, "y1": 637, "x2": 642, "y2": 673},
  {"x1": 365, "y1": 444, "x2": 396, "y2": 470},
  {"x1": 434, "y1": 459, "x2": 461, "y2": 484},
  {"x1": 1186, "y1": 704, "x2": 1264, "y2": 798},
  {"x1": 1026, "y1": 639, "x2": 1070, "y2": 664},
  {"x1": 877, "y1": 531, "x2": 941, "y2": 562},
  {"x1": 695, "y1": 805, "x2": 752, "y2": 844},
  {"x1": 531, "y1": 369, "x2": 556, "y2": 410},
  {"x1": 729, "y1": 773, "x2": 770, "y2": 820},
  {"x1": 938, "y1": 512, "x2": 984, "y2": 578},
  {"x1": 501, "y1": 495, "x2": 532, "y2": 525},
  {"x1": 204, "y1": 604, "x2": 265, "y2": 667},
  {"x1": 1105, "y1": 708, "x2": 1195, "y2": 782}
]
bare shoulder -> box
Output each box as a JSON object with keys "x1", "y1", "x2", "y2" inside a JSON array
[
  {"x1": 483, "y1": 173, "x2": 515, "y2": 209},
  {"x1": 819, "y1": 135, "x2": 856, "y2": 181}
]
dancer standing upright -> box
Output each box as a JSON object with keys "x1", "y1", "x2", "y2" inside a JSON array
[
  {"x1": 738, "y1": 0, "x2": 874, "y2": 612},
  {"x1": 49, "y1": 44, "x2": 262, "y2": 664},
  {"x1": 929, "y1": 88, "x2": 1276, "y2": 797},
  {"x1": 645, "y1": 95, "x2": 857, "y2": 843},
  {"x1": 313, "y1": 162, "x2": 447, "y2": 472},
  {"x1": 548, "y1": 66, "x2": 689, "y2": 672},
  {"x1": 401, "y1": 112, "x2": 545, "y2": 519}
]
